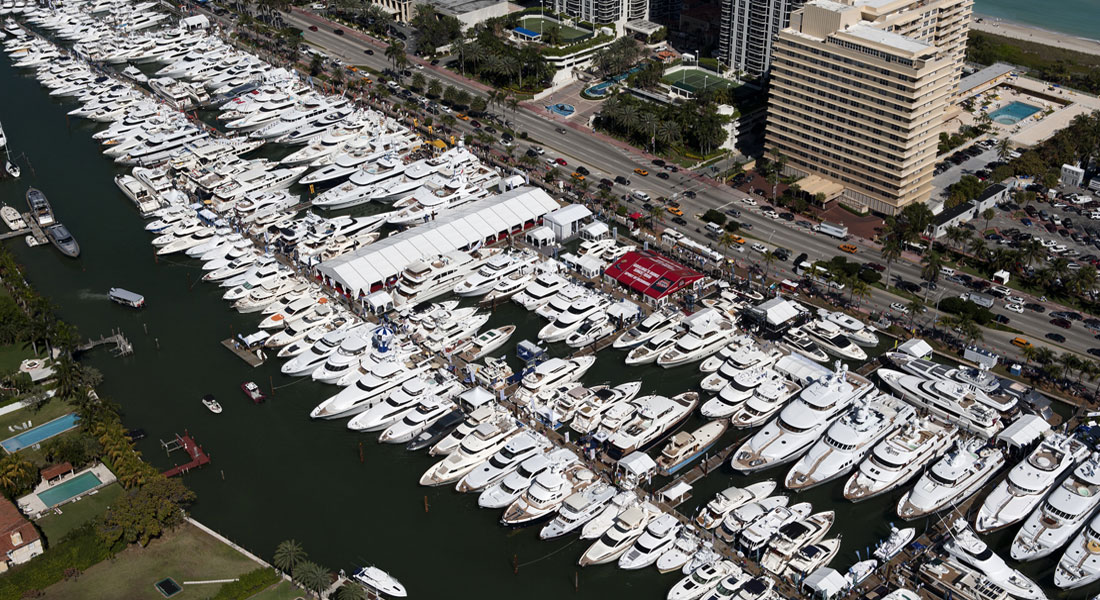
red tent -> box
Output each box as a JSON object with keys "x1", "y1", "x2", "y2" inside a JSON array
[{"x1": 605, "y1": 250, "x2": 703, "y2": 300}]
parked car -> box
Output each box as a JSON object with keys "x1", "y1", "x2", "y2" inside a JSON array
[{"x1": 1051, "y1": 318, "x2": 1072, "y2": 329}]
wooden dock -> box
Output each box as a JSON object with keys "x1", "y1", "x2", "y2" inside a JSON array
[
  {"x1": 21, "y1": 212, "x2": 48, "y2": 245},
  {"x1": 76, "y1": 329, "x2": 133, "y2": 356},
  {"x1": 221, "y1": 338, "x2": 265, "y2": 367},
  {"x1": 0, "y1": 227, "x2": 30, "y2": 241},
  {"x1": 161, "y1": 432, "x2": 211, "y2": 477}
]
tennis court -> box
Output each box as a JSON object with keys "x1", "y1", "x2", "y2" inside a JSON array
[
  {"x1": 517, "y1": 17, "x2": 591, "y2": 43},
  {"x1": 662, "y1": 67, "x2": 737, "y2": 93}
]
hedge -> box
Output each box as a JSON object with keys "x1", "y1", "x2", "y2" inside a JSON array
[
  {"x1": 212, "y1": 567, "x2": 282, "y2": 600},
  {"x1": 702, "y1": 210, "x2": 726, "y2": 225},
  {"x1": 0, "y1": 525, "x2": 112, "y2": 600},
  {"x1": 541, "y1": 34, "x2": 614, "y2": 57},
  {"x1": 938, "y1": 296, "x2": 993, "y2": 325}
]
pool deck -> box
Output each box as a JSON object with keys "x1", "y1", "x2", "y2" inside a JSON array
[{"x1": 18, "y1": 463, "x2": 117, "y2": 518}]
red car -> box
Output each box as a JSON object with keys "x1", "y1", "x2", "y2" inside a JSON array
[
  {"x1": 1051, "y1": 318, "x2": 1072, "y2": 329},
  {"x1": 308, "y1": 25, "x2": 318, "y2": 31},
  {"x1": 555, "y1": 158, "x2": 567, "y2": 166}
]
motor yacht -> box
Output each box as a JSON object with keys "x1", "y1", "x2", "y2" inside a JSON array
[
  {"x1": 699, "y1": 341, "x2": 783, "y2": 392},
  {"x1": 736, "y1": 501, "x2": 813, "y2": 556},
  {"x1": 657, "y1": 309, "x2": 736, "y2": 368},
  {"x1": 512, "y1": 272, "x2": 569, "y2": 310},
  {"x1": 421, "y1": 312, "x2": 491, "y2": 354},
  {"x1": 619, "y1": 513, "x2": 681, "y2": 570},
  {"x1": 311, "y1": 361, "x2": 429, "y2": 419},
  {"x1": 392, "y1": 250, "x2": 489, "y2": 308},
  {"x1": 540, "y1": 483, "x2": 619, "y2": 540},
  {"x1": 608, "y1": 393, "x2": 699, "y2": 459},
  {"x1": 818, "y1": 308, "x2": 879, "y2": 346},
  {"x1": 502, "y1": 464, "x2": 598, "y2": 526},
  {"x1": 716, "y1": 496, "x2": 789, "y2": 544},
  {"x1": 874, "y1": 526, "x2": 915, "y2": 562},
  {"x1": 479, "y1": 269, "x2": 537, "y2": 306},
  {"x1": 352, "y1": 566, "x2": 406, "y2": 598},
  {"x1": 346, "y1": 372, "x2": 460, "y2": 432},
  {"x1": 612, "y1": 308, "x2": 681, "y2": 350},
  {"x1": 533, "y1": 284, "x2": 589, "y2": 321},
  {"x1": 783, "y1": 538, "x2": 841, "y2": 581},
  {"x1": 453, "y1": 251, "x2": 538, "y2": 297},
  {"x1": 581, "y1": 490, "x2": 642, "y2": 540},
  {"x1": 702, "y1": 367, "x2": 792, "y2": 419},
  {"x1": 945, "y1": 519, "x2": 1045, "y2": 599},
  {"x1": 538, "y1": 294, "x2": 611, "y2": 343},
  {"x1": 877, "y1": 368, "x2": 1005, "y2": 439},
  {"x1": 1012, "y1": 452, "x2": 1100, "y2": 561},
  {"x1": 896, "y1": 438, "x2": 1006, "y2": 520},
  {"x1": 1055, "y1": 508, "x2": 1100, "y2": 589},
  {"x1": 569, "y1": 382, "x2": 643, "y2": 435},
  {"x1": 885, "y1": 352, "x2": 1018, "y2": 414},
  {"x1": 477, "y1": 448, "x2": 577, "y2": 509},
  {"x1": 578, "y1": 503, "x2": 659, "y2": 567},
  {"x1": 565, "y1": 312, "x2": 617, "y2": 349},
  {"x1": 780, "y1": 327, "x2": 829, "y2": 363},
  {"x1": 695, "y1": 481, "x2": 777, "y2": 530},
  {"x1": 429, "y1": 402, "x2": 512, "y2": 456},
  {"x1": 418, "y1": 419, "x2": 523, "y2": 486},
  {"x1": 281, "y1": 327, "x2": 355, "y2": 376},
  {"x1": 731, "y1": 365, "x2": 874, "y2": 473},
  {"x1": 456, "y1": 431, "x2": 550, "y2": 493},
  {"x1": 378, "y1": 395, "x2": 457, "y2": 444},
  {"x1": 667, "y1": 560, "x2": 741, "y2": 600},
  {"x1": 624, "y1": 329, "x2": 680, "y2": 366},
  {"x1": 785, "y1": 394, "x2": 915, "y2": 491},
  {"x1": 801, "y1": 318, "x2": 867, "y2": 361},
  {"x1": 976, "y1": 432, "x2": 1088, "y2": 533},
  {"x1": 262, "y1": 307, "x2": 344, "y2": 349},
  {"x1": 760, "y1": 511, "x2": 835, "y2": 574},
  {"x1": 843, "y1": 415, "x2": 958, "y2": 501},
  {"x1": 514, "y1": 357, "x2": 596, "y2": 406},
  {"x1": 656, "y1": 530, "x2": 702, "y2": 574},
  {"x1": 452, "y1": 325, "x2": 515, "y2": 362},
  {"x1": 657, "y1": 421, "x2": 728, "y2": 475}
]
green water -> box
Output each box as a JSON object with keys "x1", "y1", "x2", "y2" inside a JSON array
[{"x1": 0, "y1": 54, "x2": 1085, "y2": 598}]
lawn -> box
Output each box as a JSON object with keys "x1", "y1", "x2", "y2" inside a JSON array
[
  {"x1": 40, "y1": 522, "x2": 260, "y2": 600},
  {"x1": 247, "y1": 580, "x2": 306, "y2": 600},
  {"x1": 0, "y1": 342, "x2": 36, "y2": 375},
  {"x1": 0, "y1": 396, "x2": 72, "y2": 435},
  {"x1": 517, "y1": 16, "x2": 589, "y2": 43},
  {"x1": 36, "y1": 483, "x2": 123, "y2": 543}
]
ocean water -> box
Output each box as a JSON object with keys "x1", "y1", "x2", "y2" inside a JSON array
[{"x1": 974, "y1": 0, "x2": 1100, "y2": 42}]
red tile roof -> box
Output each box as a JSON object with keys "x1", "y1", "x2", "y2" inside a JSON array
[
  {"x1": 0, "y1": 496, "x2": 39, "y2": 557},
  {"x1": 40, "y1": 462, "x2": 73, "y2": 481}
]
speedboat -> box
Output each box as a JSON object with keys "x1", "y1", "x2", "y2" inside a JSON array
[
  {"x1": 501, "y1": 464, "x2": 598, "y2": 526},
  {"x1": 896, "y1": 438, "x2": 1006, "y2": 520},
  {"x1": 608, "y1": 393, "x2": 698, "y2": 459},
  {"x1": 45, "y1": 223, "x2": 80, "y2": 258},
  {"x1": 695, "y1": 481, "x2": 777, "y2": 530},
  {"x1": 657, "y1": 421, "x2": 728, "y2": 475},
  {"x1": 418, "y1": 419, "x2": 522, "y2": 486},
  {"x1": 201, "y1": 394, "x2": 222, "y2": 414},
  {"x1": 975, "y1": 432, "x2": 1088, "y2": 533},
  {"x1": 843, "y1": 415, "x2": 958, "y2": 501},
  {"x1": 731, "y1": 365, "x2": 874, "y2": 473},
  {"x1": 619, "y1": 513, "x2": 681, "y2": 570},
  {"x1": 612, "y1": 308, "x2": 680, "y2": 350},
  {"x1": 785, "y1": 394, "x2": 915, "y2": 491},
  {"x1": 540, "y1": 483, "x2": 619, "y2": 540},
  {"x1": 945, "y1": 519, "x2": 1045, "y2": 599},
  {"x1": 578, "y1": 503, "x2": 658, "y2": 567},
  {"x1": 455, "y1": 431, "x2": 549, "y2": 493},
  {"x1": 1012, "y1": 452, "x2": 1100, "y2": 561},
  {"x1": 667, "y1": 560, "x2": 741, "y2": 600},
  {"x1": 352, "y1": 566, "x2": 406, "y2": 598}
]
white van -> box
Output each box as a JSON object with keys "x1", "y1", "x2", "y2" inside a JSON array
[
  {"x1": 706, "y1": 222, "x2": 723, "y2": 236},
  {"x1": 632, "y1": 190, "x2": 650, "y2": 202},
  {"x1": 940, "y1": 266, "x2": 955, "y2": 277}
]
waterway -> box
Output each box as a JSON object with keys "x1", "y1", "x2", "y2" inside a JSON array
[
  {"x1": 0, "y1": 52, "x2": 1085, "y2": 598},
  {"x1": 974, "y1": 0, "x2": 1100, "y2": 43}
]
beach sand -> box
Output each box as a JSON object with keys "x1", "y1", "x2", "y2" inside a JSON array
[{"x1": 972, "y1": 14, "x2": 1100, "y2": 57}]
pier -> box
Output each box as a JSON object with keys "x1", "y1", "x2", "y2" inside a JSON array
[
  {"x1": 654, "y1": 442, "x2": 740, "y2": 508},
  {"x1": 161, "y1": 432, "x2": 211, "y2": 477},
  {"x1": 220, "y1": 338, "x2": 266, "y2": 367},
  {"x1": 75, "y1": 329, "x2": 133, "y2": 356}
]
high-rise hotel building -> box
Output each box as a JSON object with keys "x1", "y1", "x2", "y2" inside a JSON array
[{"x1": 764, "y1": 0, "x2": 972, "y2": 214}]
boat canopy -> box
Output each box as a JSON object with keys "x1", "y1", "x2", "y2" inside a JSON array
[
  {"x1": 109, "y1": 288, "x2": 144, "y2": 304},
  {"x1": 801, "y1": 567, "x2": 847, "y2": 599},
  {"x1": 995, "y1": 414, "x2": 1051, "y2": 449},
  {"x1": 616, "y1": 451, "x2": 656, "y2": 480}
]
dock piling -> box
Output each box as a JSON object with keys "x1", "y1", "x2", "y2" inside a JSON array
[{"x1": 423, "y1": 495, "x2": 429, "y2": 513}]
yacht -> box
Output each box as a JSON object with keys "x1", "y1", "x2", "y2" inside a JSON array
[
  {"x1": 945, "y1": 519, "x2": 1045, "y2": 599},
  {"x1": 45, "y1": 224, "x2": 80, "y2": 258},
  {"x1": 25, "y1": 187, "x2": 54, "y2": 227},
  {"x1": 885, "y1": 352, "x2": 1018, "y2": 414},
  {"x1": 877, "y1": 368, "x2": 1004, "y2": 438},
  {"x1": 785, "y1": 394, "x2": 915, "y2": 491},
  {"x1": 538, "y1": 294, "x2": 610, "y2": 343},
  {"x1": 378, "y1": 396, "x2": 457, "y2": 444},
  {"x1": 1012, "y1": 452, "x2": 1100, "y2": 561},
  {"x1": 801, "y1": 318, "x2": 867, "y2": 361},
  {"x1": 657, "y1": 421, "x2": 728, "y2": 475},
  {"x1": 419, "y1": 419, "x2": 523, "y2": 486},
  {"x1": 430, "y1": 403, "x2": 512, "y2": 456},
  {"x1": 453, "y1": 251, "x2": 538, "y2": 297},
  {"x1": 716, "y1": 496, "x2": 790, "y2": 544},
  {"x1": 667, "y1": 560, "x2": 741, "y2": 600},
  {"x1": 760, "y1": 511, "x2": 835, "y2": 574},
  {"x1": 539, "y1": 482, "x2": 618, "y2": 540},
  {"x1": 568, "y1": 382, "x2": 644, "y2": 435},
  {"x1": 479, "y1": 269, "x2": 538, "y2": 306},
  {"x1": 478, "y1": 448, "x2": 577, "y2": 509},
  {"x1": 619, "y1": 514, "x2": 681, "y2": 570},
  {"x1": 512, "y1": 272, "x2": 569, "y2": 310},
  {"x1": 281, "y1": 327, "x2": 354, "y2": 376},
  {"x1": 975, "y1": 432, "x2": 1088, "y2": 533},
  {"x1": 420, "y1": 312, "x2": 491, "y2": 354},
  {"x1": 453, "y1": 326, "x2": 515, "y2": 362},
  {"x1": 578, "y1": 503, "x2": 658, "y2": 567},
  {"x1": 310, "y1": 153, "x2": 410, "y2": 209},
  {"x1": 1055, "y1": 510, "x2": 1100, "y2": 589},
  {"x1": 624, "y1": 329, "x2": 680, "y2": 366},
  {"x1": 565, "y1": 311, "x2": 617, "y2": 349},
  {"x1": 310, "y1": 333, "x2": 378, "y2": 383},
  {"x1": 695, "y1": 481, "x2": 777, "y2": 530},
  {"x1": 699, "y1": 342, "x2": 783, "y2": 392},
  {"x1": 874, "y1": 526, "x2": 915, "y2": 562},
  {"x1": 392, "y1": 250, "x2": 488, "y2": 307},
  {"x1": 515, "y1": 357, "x2": 596, "y2": 405},
  {"x1": 533, "y1": 284, "x2": 588, "y2": 321},
  {"x1": 819, "y1": 308, "x2": 879, "y2": 347},
  {"x1": 702, "y1": 367, "x2": 791, "y2": 419},
  {"x1": 655, "y1": 530, "x2": 702, "y2": 574},
  {"x1": 501, "y1": 464, "x2": 598, "y2": 526},
  {"x1": 896, "y1": 438, "x2": 1006, "y2": 520},
  {"x1": 736, "y1": 501, "x2": 813, "y2": 556},
  {"x1": 581, "y1": 490, "x2": 642, "y2": 540},
  {"x1": 455, "y1": 431, "x2": 549, "y2": 493},
  {"x1": 780, "y1": 327, "x2": 829, "y2": 363},
  {"x1": 843, "y1": 415, "x2": 958, "y2": 501},
  {"x1": 347, "y1": 373, "x2": 461, "y2": 432},
  {"x1": 612, "y1": 308, "x2": 681, "y2": 350},
  {"x1": 783, "y1": 538, "x2": 841, "y2": 581},
  {"x1": 352, "y1": 566, "x2": 406, "y2": 598},
  {"x1": 608, "y1": 393, "x2": 699, "y2": 459},
  {"x1": 731, "y1": 365, "x2": 874, "y2": 473},
  {"x1": 310, "y1": 361, "x2": 429, "y2": 419},
  {"x1": 656, "y1": 309, "x2": 737, "y2": 368}
]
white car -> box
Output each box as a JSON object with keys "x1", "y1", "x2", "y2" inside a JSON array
[
  {"x1": 764, "y1": 211, "x2": 779, "y2": 219},
  {"x1": 742, "y1": 197, "x2": 757, "y2": 206},
  {"x1": 1007, "y1": 295, "x2": 1025, "y2": 304},
  {"x1": 1004, "y1": 303, "x2": 1024, "y2": 313},
  {"x1": 890, "y1": 302, "x2": 909, "y2": 314},
  {"x1": 545, "y1": 158, "x2": 557, "y2": 166},
  {"x1": 751, "y1": 243, "x2": 767, "y2": 253}
]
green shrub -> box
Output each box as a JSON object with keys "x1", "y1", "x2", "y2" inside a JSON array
[
  {"x1": 701, "y1": 210, "x2": 726, "y2": 225},
  {"x1": 212, "y1": 567, "x2": 281, "y2": 600},
  {"x1": 938, "y1": 297, "x2": 993, "y2": 325},
  {"x1": 858, "y1": 270, "x2": 881, "y2": 284},
  {"x1": 0, "y1": 525, "x2": 111, "y2": 600}
]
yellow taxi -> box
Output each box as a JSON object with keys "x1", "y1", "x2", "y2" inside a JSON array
[
  {"x1": 837, "y1": 243, "x2": 858, "y2": 254},
  {"x1": 667, "y1": 206, "x2": 684, "y2": 216},
  {"x1": 634, "y1": 168, "x2": 649, "y2": 176},
  {"x1": 571, "y1": 172, "x2": 585, "y2": 181}
]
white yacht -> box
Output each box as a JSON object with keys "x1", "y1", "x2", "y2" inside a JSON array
[
  {"x1": 419, "y1": 419, "x2": 523, "y2": 486},
  {"x1": 945, "y1": 519, "x2": 1046, "y2": 599},
  {"x1": 612, "y1": 308, "x2": 681, "y2": 350},
  {"x1": 478, "y1": 448, "x2": 577, "y2": 509},
  {"x1": 608, "y1": 393, "x2": 699, "y2": 459},
  {"x1": 311, "y1": 154, "x2": 409, "y2": 209},
  {"x1": 784, "y1": 538, "x2": 841, "y2": 581},
  {"x1": 310, "y1": 334, "x2": 376, "y2": 383},
  {"x1": 455, "y1": 431, "x2": 549, "y2": 493},
  {"x1": 731, "y1": 365, "x2": 874, "y2": 473},
  {"x1": 578, "y1": 503, "x2": 659, "y2": 567},
  {"x1": 818, "y1": 308, "x2": 879, "y2": 346},
  {"x1": 430, "y1": 402, "x2": 512, "y2": 456},
  {"x1": 515, "y1": 357, "x2": 596, "y2": 405},
  {"x1": 780, "y1": 327, "x2": 829, "y2": 363},
  {"x1": 378, "y1": 396, "x2": 457, "y2": 444},
  {"x1": 886, "y1": 352, "x2": 1018, "y2": 414},
  {"x1": 347, "y1": 373, "x2": 460, "y2": 432},
  {"x1": 896, "y1": 438, "x2": 1006, "y2": 520},
  {"x1": 501, "y1": 464, "x2": 598, "y2": 525},
  {"x1": 699, "y1": 341, "x2": 783, "y2": 392},
  {"x1": 657, "y1": 421, "x2": 728, "y2": 475},
  {"x1": 843, "y1": 415, "x2": 958, "y2": 501},
  {"x1": 736, "y1": 501, "x2": 813, "y2": 556},
  {"x1": 392, "y1": 250, "x2": 489, "y2": 308},
  {"x1": 1055, "y1": 509, "x2": 1100, "y2": 589},
  {"x1": 695, "y1": 481, "x2": 777, "y2": 530},
  {"x1": 453, "y1": 251, "x2": 538, "y2": 297},
  {"x1": 801, "y1": 318, "x2": 867, "y2": 361},
  {"x1": 281, "y1": 327, "x2": 355, "y2": 376},
  {"x1": 877, "y1": 368, "x2": 1004, "y2": 439},
  {"x1": 619, "y1": 513, "x2": 681, "y2": 570},
  {"x1": 655, "y1": 530, "x2": 701, "y2": 573},
  {"x1": 1012, "y1": 453, "x2": 1100, "y2": 561},
  {"x1": 976, "y1": 432, "x2": 1088, "y2": 533},
  {"x1": 581, "y1": 490, "x2": 641, "y2": 540},
  {"x1": 533, "y1": 284, "x2": 588, "y2": 322},
  {"x1": 512, "y1": 272, "x2": 569, "y2": 310},
  {"x1": 624, "y1": 329, "x2": 680, "y2": 366},
  {"x1": 569, "y1": 382, "x2": 644, "y2": 435},
  {"x1": 760, "y1": 511, "x2": 835, "y2": 574},
  {"x1": 540, "y1": 483, "x2": 618, "y2": 540},
  {"x1": 667, "y1": 560, "x2": 741, "y2": 600},
  {"x1": 656, "y1": 309, "x2": 737, "y2": 368},
  {"x1": 785, "y1": 394, "x2": 915, "y2": 491},
  {"x1": 310, "y1": 361, "x2": 429, "y2": 419},
  {"x1": 716, "y1": 496, "x2": 790, "y2": 544},
  {"x1": 702, "y1": 367, "x2": 791, "y2": 419},
  {"x1": 538, "y1": 294, "x2": 610, "y2": 343}
]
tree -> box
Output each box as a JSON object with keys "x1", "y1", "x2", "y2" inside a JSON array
[
  {"x1": 274, "y1": 539, "x2": 307, "y2": 573},
  {"x1": 920, "y1": 250, "x2": 944, "y2": 298},
  {"x1": 981, "y1": 207, "x2": 996, "y2": 232},
  {"x1": 880, "y1": 238, "x2": 903, "y2": 290},
  {"x1": 850, "y1": 279, "x2": 871, "y2": 306},
  {"x1": 98, "y1": 476, "x2": 196, "y2": 547},
  {"x1": 384, "y1": 40, "x2": 407, "y2": 73},
  {"x1": 442, "y1": 85, "x2": 458, "y2": 106},
  {"x1": 899, "y1": 202, "x2": 934, "y2": 241},
  {"x1": 905, "y1": 298, "x2": 925, "y2": 327},
  {"x1": 996, "y1": 138, "x2": 1012, "y2": 162},
  {"x1": 410, "y1": 72, "x2": 426, "y2": 92},
  {"x1": 309, "y1": 52, "x2": 324, "y2": 76},
  {"x1": 1060, "y1": 352, "x2": 1085, "y2": 382},
  {"x1": 427, "y1": 79, "x2": 442, "y2": 98},
  {"x1": 336, "y1": 583, "x2": 370, "y2": 600},
  {"x1": 1067, "y1": 265, "x2": 1099, "y2": 298},
  {"x1": 470, "y1": 95, "x2": 487, "y2": 115},
  {"x1": 0, "y1": 453, "x2": 36, "y2": 497},
  {"x1": 294, "y1": 561, "x2": 330, "y2": 597}
]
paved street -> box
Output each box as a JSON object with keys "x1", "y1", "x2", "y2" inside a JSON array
[{"x1": 235, "y1": 8, "x2": 1098, "y2": 364}]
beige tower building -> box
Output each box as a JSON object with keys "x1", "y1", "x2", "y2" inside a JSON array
[{"x1": 764, "y1": 0, "x2": 972, "y2": 214}]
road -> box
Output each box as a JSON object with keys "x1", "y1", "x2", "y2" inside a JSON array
[{"x1": 219, "y1": 7, "x2": 1097, "y2": 364}]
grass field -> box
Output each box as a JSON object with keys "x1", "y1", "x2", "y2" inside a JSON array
[
  {"x1": 0, "y1": 396, "x2": 71, "y2": 435},
  {"x1": 247, "y1": 581, "x2": 305, "y2": 600},
  {"x1": 36, "y1": 483, "x2": 123, "y2": 543},
  {"x1": 40, "y1": 522, "x2": 260, "y2": 600},
  {"x1": 662, "y1": 67, "x2": 737, "y2": 92},
  {"x1": 517, "y1": 16, "x2": 590, "y2": 43},
  {"x1": 0, "y1": 342, "x2": 36, "y2": 375}
]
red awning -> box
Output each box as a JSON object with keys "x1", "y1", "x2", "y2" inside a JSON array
[
  {"x1": 629, "y1": 212, "x2": 642, "y2": 219},
  {"x1": 604, "y1": 250, "x2": 704, "y2": 299}
]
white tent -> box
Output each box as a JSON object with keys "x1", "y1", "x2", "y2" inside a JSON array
[
  {"x1": 525, "y1": 226, "x2": 555, "y2": 247},
  {"x1": 802, "y1": 567, "x2": 848, "y2": 599},
  {"x1": 544, "y1": 203, "x2": 592, "y2": 240},
  {"x1": 898, "y1": 338, "x2": 933, "y2": 359},
  {"x1": 180, "y1": 15, "x2": 209, "y2": 30},
  {"x1": 996, "y1": 414, "x2": 1051, "y2": 449},
  {"x1": 457, "y1": 387, "x2": 495, "y2": 412},
  {"x1": 581, "y1": 221, "x2": 610, "y2": 240},
  {"x1": 365, "y1": 291, "x2": 393, "y2": 315},
  {"x1": 661, "y1": 481, "x2": 692, "y2": 503},
  {"x1": 617, "y1": 452, "x2": 656, "y2": 479}
]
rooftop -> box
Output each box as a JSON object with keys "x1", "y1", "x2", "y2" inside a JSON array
[
  {"x1": 957, "y1": 62, "x2": 1015, "y2": 95},
  {"x1": 430, "y1": 0, "x2": 513, "y2": 16},
  {"x1": 0, "y1": 496, "x2": 39, "y2": 557},
  {"x1": 933, "y1": 200, "x2": 974, "y2": 225},
  {"x1": 840, "y1": 23, "x2": 932, "y2": 54}
]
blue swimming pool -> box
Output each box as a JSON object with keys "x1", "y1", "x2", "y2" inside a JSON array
[
  {"x1": 1, "y1": 413, "x2": 80, "y2": 452},
  {"x1": 37, "y1": 471, "x2": 103, "y2": 507},
  {"x1": 988, "y1": 101, "x2": 1041, "y2": 125},
  {"x1": 546, "y1": 103, "x2": 575, "y2": 116}
]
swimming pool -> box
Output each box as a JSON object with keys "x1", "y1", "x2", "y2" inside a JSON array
[
  {"x1": 0, "y1": 413, "x2": 80, "y2": 452},
  {"x1": 546, "y1": 103, "x2": 575, "y2": 116},
  {"x1": 988, "y1": 101, "x2": 1041, "y2": 125},
  {"x1": 37, "y1": 471, "x2": 103, "y2": 507}
]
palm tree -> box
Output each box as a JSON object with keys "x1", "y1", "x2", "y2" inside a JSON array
[
  {"x1": 1060, "y1": 352, "x2": 1085, "y2": 382},
  {"x1": 967, "y1": 238, "x2": 988, "y2": 267},
  {"x1": 880, "y1": 238, "x2": 903, "y2": 289},
  {"x1": 1017, "y1": 239, "x2": 1045, "y2": 270},
  {"x1": 850, "y1": 279, "x2": 872, "y2": 306},
  {"x1": 920, "y1": 250, "x2": 944, "y2": 297},
  {"x1": 717, "y1": 232, "x2": 737, "y2": 260},
  {"x1": 647, "y1": 204, "x2": 664, "y2": 229},
  {"x1": 981, "y1": 208, "x2": 996, "y2": 233},
  {"x1": 996, "y1": 137, "x2": 1012, "y2": 162},
  {"x1": 944, "y1": 226, "x2": 967, "y2": 253},
  {"x1": 384, "y1": 41, "x2": 407, "y2": 74},
  {"x1": 0, "y1": 454, "x2": 34, "y2": 496},
  {"x1": 336, "y1": 583, "x2": 369, "y2": 600},
  {"x1": 293, "y1": 561, "x2": 330, "y2": 598},
  {"x1": 274, "y1": 539, "x2": 307, "y2": 573},
  {"x1": 638, "y1": 112, "x2": 658, "y2": 153},
  {"x1": 1067, "y1": 265, "x2": 1099, "y2": 298},
  {"x1": 905, "y1": 298, "x2": 924, "y2": 327},
  {"x1": 955, "y1": 316, "x2": 983, "y2": 345},
  {"x1": 655, "y1": 121, "x2": 680, "y2": 151},
  {"x1": 507, "y1": 95, "x2": 519, "y2": 117}
]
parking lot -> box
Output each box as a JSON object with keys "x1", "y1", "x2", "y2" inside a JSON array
[{"x1": 931, "y1": 142, "x2": 1000, "y2": 198}]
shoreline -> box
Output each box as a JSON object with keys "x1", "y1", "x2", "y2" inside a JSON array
[{"x1": 972, "y1": 13, "x2": 1100, "y2": 57}]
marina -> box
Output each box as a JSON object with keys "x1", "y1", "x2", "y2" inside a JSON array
[{"x1": 0, "y1": 4, "x2": 1092, "y2": 600}]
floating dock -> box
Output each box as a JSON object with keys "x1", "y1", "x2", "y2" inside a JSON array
[{"x1": 221, "y1": 338, "x2": 265, "y2": 367}]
